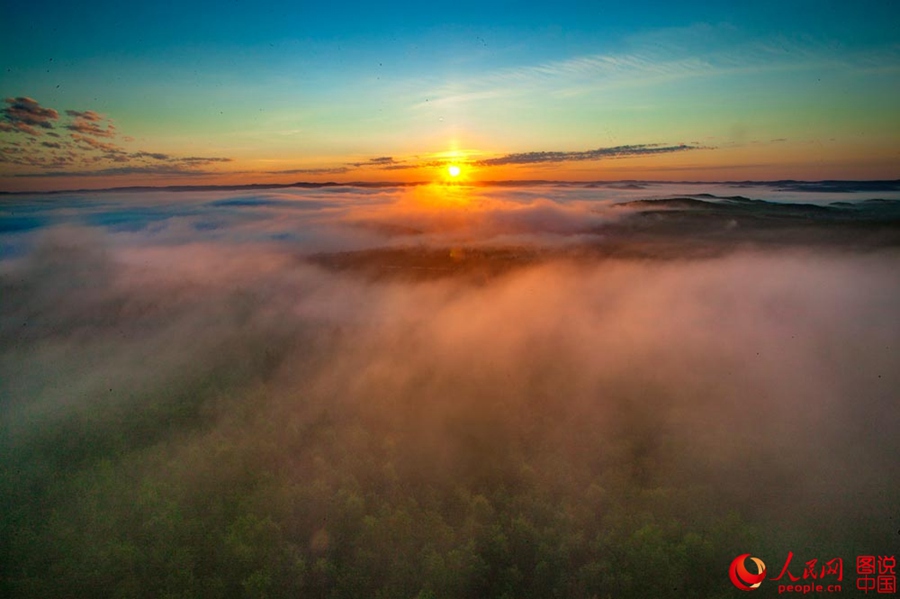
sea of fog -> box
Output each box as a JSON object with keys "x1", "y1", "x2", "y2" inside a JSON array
[
  {"x1": 3, "y1": 181, "x2": 900, "y2": 259},
  {"x1": 2, "y1": 181, "x2": 899, "y2": 598}
]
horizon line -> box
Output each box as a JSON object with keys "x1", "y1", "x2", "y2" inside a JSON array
[{"x1": 2, "y1": 178, "x2": 900, "y2": 196}]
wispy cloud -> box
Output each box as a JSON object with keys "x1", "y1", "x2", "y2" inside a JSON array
[
  {"x1": 414, "y1": 50, "x2": 722, "y2": 109},
  {"x1": 414, "y1": 28, "x2": 900, "y2": 109}
]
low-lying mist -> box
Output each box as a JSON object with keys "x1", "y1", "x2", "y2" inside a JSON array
[{"x1": 2, "y1": 185, "x2": 899, "y2": 598}]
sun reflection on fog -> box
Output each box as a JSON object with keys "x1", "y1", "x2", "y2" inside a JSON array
[{"x1": 409, "y1": 182, "x2": 477, "y2": 210}]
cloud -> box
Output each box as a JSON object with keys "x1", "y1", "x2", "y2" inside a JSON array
[
  {"x1": 65, "y1": 109, "x2": 103, "y2": 122},
  {"x1": 131, "y1": 151, "x2": 171, "y2": 161},
  {"x1": 0, "y1": 95, "x2": 706, "y2": 184},
  {"x1": 268, "y1": 156, "x2": 408, "y2": 175},
  {"x1": 0, "y1": 97, "x2": 232, "y2": 179},
  {"x1": 366, "y1": 156, "x2": 397, "y2": 165},
  {"x1": 316, "y1": 144, "x2": 709, "y2": 176},
  {"x1": 415, "y1": 27, "x2": 900, "y2": 111},
  {"x1": 71, "y1": 133, "x2": 127, "y2": 154},
  {"x1": 475, "y1": 143, "x2": 707, "y2": 167},
  {"x1": 126, "y1": 152, "x2": 231, "y2": 166},
  {"x1": 66, "y1": 119, "x2": 116, "y2": 138},
  {"x1": 266, "y1": 166, "x2": 350, "y2": 175},
  {"x1": 177, "y1": 156, "x2": 232, "y2": 165},
  {"x1": 377, "y1": 160, "x2": 448, "y2": 171},
  {"x1": 14, "y1": 165, "x2": 225, "y2": 178},
  {"x1": 347, "y1": 156, "x2": 403, "y2": 168},
  {"x1": 1, "y1": 97, "x2": 59, "y2": 135},
  {"x1": 0, "y1": 121, "x2": 40, "y2": 136},
  {"x1": 64, "y1": 107, "x2": 116, "y2": 138}
]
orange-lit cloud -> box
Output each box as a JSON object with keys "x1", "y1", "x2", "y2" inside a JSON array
[
  {"x1": 66, "y1": 119, "x2": 117, "y2": 138},
  {"x1": 1, "y1": 98, "x2": 232, "y2": 179},
  {"x1": 64, "y1": 109, "x2": 103, "y2": 122},
  {"x1": 1, "y1": 97, "x2": 59, "y2": 135}
]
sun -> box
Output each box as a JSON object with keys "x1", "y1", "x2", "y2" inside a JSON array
[{"x1": 447, "y1": 165, "x2": 461, "y2": 178}]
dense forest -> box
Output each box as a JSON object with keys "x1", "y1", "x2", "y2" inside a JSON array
[{"x1": 2, "y1": 221, "x2": 898, "y2": 598}]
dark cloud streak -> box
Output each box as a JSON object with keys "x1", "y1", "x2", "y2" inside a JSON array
[
  {"x1": 344, "y1": 144, "x2": 710, "y2": 174},
  {"x1": 475, "y1": 143, "x2": 708, "y2": 166},
  {"x1": 348, "y1": 156, "x2": 400, "y2": 168},
  {"x1": 266, "y1": 166, "x2": 350, "y2": 175}
]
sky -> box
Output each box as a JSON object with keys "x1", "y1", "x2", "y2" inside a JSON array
[{"x1": 1, "y1": 0, "x2": 899, "y2": 191}]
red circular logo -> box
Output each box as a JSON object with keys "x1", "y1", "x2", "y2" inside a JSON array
[{"x1": 729, "y1": 554, "x2": 767, "y2": 591}]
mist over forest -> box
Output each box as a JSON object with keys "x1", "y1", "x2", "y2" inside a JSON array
[{"x1": 2, "y1": 182, "x2": 899, "y2": 598}]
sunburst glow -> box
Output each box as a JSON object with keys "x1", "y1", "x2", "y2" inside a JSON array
[{"x1": 447, "y1": 165, "x2": 461, "y2": 177}]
